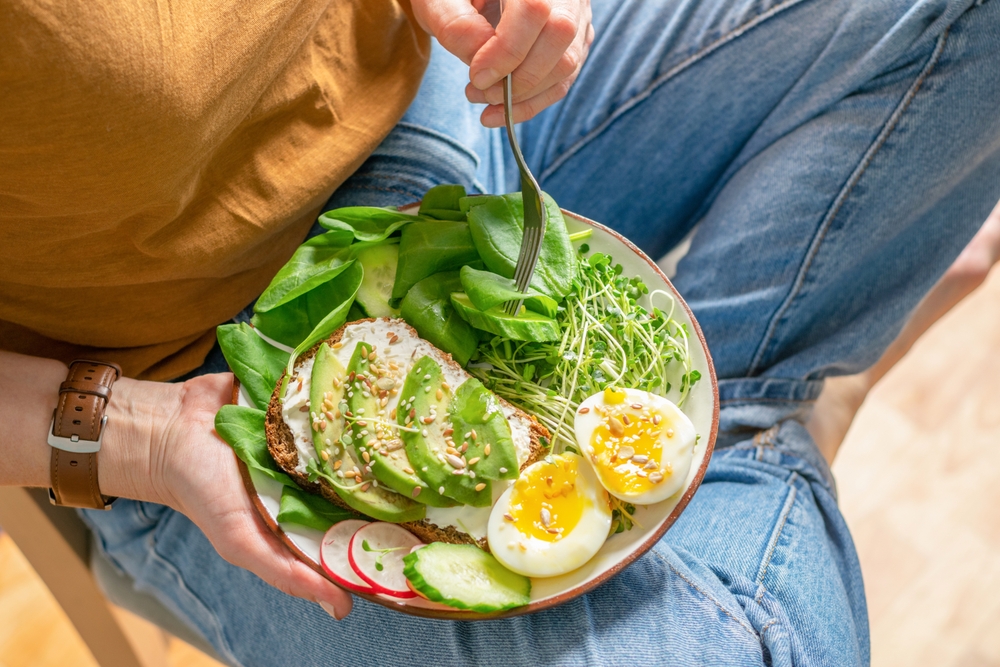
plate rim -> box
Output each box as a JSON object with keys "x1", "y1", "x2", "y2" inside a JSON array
[{"x1": 232, "y1": 207, "x2": 720, "y2": 620}]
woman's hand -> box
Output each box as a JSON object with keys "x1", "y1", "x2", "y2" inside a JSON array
[
  {"x1": 411, "y1": 0, "x2": 594, "y2": 127},
  {"x1": 111, "y1": 373, "x2": 354, "y2": 620}
]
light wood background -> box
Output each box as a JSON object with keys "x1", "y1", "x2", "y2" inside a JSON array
[{"x1": 1, "y1": 268, "x2": 997, "y2": 667}]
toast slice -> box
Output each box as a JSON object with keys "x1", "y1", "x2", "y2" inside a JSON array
[{"x1": 265, "y1": 318, "x2": 549, "y2": 549}]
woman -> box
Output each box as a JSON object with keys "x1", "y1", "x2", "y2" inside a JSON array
[{"x1": 2, "y1": 0, "x2": 998, "y2": 664}]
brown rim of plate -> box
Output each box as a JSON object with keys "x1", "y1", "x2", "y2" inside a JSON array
[{"x1": 231, "y1": 207, "x2": 720, "y2": 620}]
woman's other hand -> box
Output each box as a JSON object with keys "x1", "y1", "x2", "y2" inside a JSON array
[
  {"x1": 411, "y1": 0, "x2": 594, "y2": 127},
  {"x1": 116, "y1": 373, "x2": 354, "y2": 620}
]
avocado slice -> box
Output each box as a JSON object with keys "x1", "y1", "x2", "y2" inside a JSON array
[
  {"x1": 399, "y1": 356, "x2": 492, "y2": 507},
  {"x1": 310, "y1": 343, "x2": 425, "y2": 523},
  {"x1": 447, "y1": 378, "x2": 519, "y2": 481},
  {"x1": 344, "y1": 341, "x2": 456, "y2": 508},
  {"x1": 450, "y1": 292, "x2": 561, "y2": 342}
]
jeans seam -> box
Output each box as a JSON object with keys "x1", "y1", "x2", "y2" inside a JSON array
[
  {"x1": 745, "y1": 27, "x2": 952, "y2": 376},
  {"x1": 755, "y1": 473, "x2": 799, "y2": 594},
  {"x1": 648, "y1": 549, "x2": 760, "y2": 639},
  {"x1": 539, "y1": 0, "x2": 815, "y2": 183}
]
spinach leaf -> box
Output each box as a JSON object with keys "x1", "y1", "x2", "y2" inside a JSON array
[
  {"x1": 252, "y1": 261, "x2": 363, "y2": 348},
  {"x1": 289, "y1": 261, "x2": 363, "y2": 359},
  {"x1": 391, "y1": 221, "x2": 481, "y2": 305},
  {"x1": 465, "y1": 192, "x2": 576, "y2": 299},
  {"x1": 276, "y1": 485, "x2": 357, "y2": 531},
  {"x1": 459, "y1": 265, "x2": 559, "y2": 318},
  {"x1": 254, "y1": 231, "x2": 355, "y2": 313},
  {"x1": 317, "y1": 207, "x2": 422, "y2": 243},
  {"x1": 214, "y1": 405, "x2": 297, "y2": 488},
  {"x1": 419, "y1": 184, "x2": 468, "y2": 221},
  {"x1": 399, "y1": 272, "x2": 479, "y2": 366},
  {"x1": 216, "y1": 323, "x2": 289, "y2": 410}
]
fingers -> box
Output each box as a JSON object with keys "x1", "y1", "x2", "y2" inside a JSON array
[
  {"x1": 469, "y1": 0, "x2": 553, "y2": 90},
  {"x1": 411, "y1": 0, "x2": 496, "y2": 64},
  {"x1": 212, "y1": 503, "x2": 354, "y2": 619},
  {"x1": 477, "y1": 53, "x2": 583, "y2": 127}
]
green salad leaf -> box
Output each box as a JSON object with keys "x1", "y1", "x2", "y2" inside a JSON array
[
  {"x1": 254, "y1": 231, "x2": 355, "y2": 313},
  {"x1": 252, "y1": 260, "x2": 363, "y2": 349},
  {"x1": 391, "y1": 221, "x2": 481, "y2": 305},
  {"x1": 216, "y1": 323, "x2": 289, "y2": 410},
  {"x1": 399, "y1": 272, "x2": 479, "y2": 365},
  {"x1": 418, "y1": 184, "x2": 468, "y2": 221},
  {"x1": 317, "y1": 207, "x2": 422, "y2": 243},
  {"x1": 214, "y1": 405, "x2": 297, "y2": 488},
  {"x1": 465, "y1": 192, "x2": 576, "y2": 299},
  {"x1": 459, "y1": 265, "x2": 558, "y2": 318},
  {"x1": 276, "y1": 485, "x2": 357, "y2": 531}
]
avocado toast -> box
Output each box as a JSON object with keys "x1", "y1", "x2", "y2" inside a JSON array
[{"x1": 264, "y1": 317, "x2": 549, "y2": 549}]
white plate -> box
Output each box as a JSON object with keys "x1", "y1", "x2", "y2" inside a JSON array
[{"x1": 235, "y1": 208, "x2": 719, "y2": 619}]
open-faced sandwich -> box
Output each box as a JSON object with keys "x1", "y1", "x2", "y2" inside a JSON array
[{"x1": 215, "y1": 184, "x2": 706, "y2": 614}]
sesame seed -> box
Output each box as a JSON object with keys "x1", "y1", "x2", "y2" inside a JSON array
[
  {"x1": 412, "y1": 486, "x2": 422, "y2": 497},
  {"x1": 333, "y1": 460, "x2": 342, "y2": 470},
  {"x1": 622, "y1": 415, "x2": 631, "y2": 426},
  {"x1": 499, "y1": 467, "x2": 508, "y2": 474},
  {"x1": 452, "y1": 468, "x2": 465, "y2": 476},
  {"x1": 504, "y1": 513, "x2": 515, "y2": 522},
  {"x1": 318, "y1": 420, "x2": 327, "y2": 432},
  {"x1": 321, "y1": 450, "x2": 330, "y2": 461},
  {"x1": 631, "y1": 403, "x2": 643, "y2": 410},
  {"x1": 460, "y1": 443, "x2": 469, "y2": 453},
  {"x1": 436, "y1": 389, "x2": 443, "y2": 401},
  {"x1": 578, "y1": 406, "x2": 590, "y2": 414},
  {"x1": 298, "y1": 405, "x2": 309, "y2": 412},
  {"x1": 470, "y1": 429, "x2": 477, "y2": 440},
  {"x1": 484, "y1": 444, "x2": 491, "y2": 456},
  {"x1": 332, "y1": 342, "x2": 343, "y2": 349},
  {"x1": 421, "y1": 429, "x2": 429, "y2": 437},
  {"x1": 361, "y1": 483, "x2": 371, "y2": 492},
  {"x1": 475, "y1": 483, "x2": 486, "y2": 492},
  {"x1": 438, "y1": 486, "x2": 444, "y2": 494},
  {"x1": 362, "y1": 451, "x2": 370, "y2": 463},
  {"x1": 403, "y1": 467, "x2": 414, "y2": 475},
  {"x1": 468, "y1": 457, "x2": 480, "y2": 465},
  {"x1": 424, "y1": 386, "x2": 431, "y2": 393},
  {"x1": 667, "y1": 428, "x2": 675, "y2": 438},
  {"x1": 441, "y1": 382, "x2": 451, "y2": 391}
]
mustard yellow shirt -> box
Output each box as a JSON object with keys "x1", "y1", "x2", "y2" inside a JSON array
[{"x1": 0, "y1": 0, "x2": 429, "y2": 379}]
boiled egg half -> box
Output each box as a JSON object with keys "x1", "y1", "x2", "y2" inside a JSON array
[
  {"x1": 574, "y1": 387, "x2": 697, "y2": 505},
  {"x1": 487, "y1": 453, "x2": 612, "y2": 578}
]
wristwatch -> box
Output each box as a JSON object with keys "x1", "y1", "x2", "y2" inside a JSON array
[{"x1": 48, "y1": 359, "x2": 121, "y2": 509}]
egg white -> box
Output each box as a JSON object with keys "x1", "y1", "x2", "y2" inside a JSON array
[
  {"x1": 486, "y1": 453, "x2": 612, "y2": 578},
  {"x1": 574, "y1": 388, "x2": 697, "y2": 505}
]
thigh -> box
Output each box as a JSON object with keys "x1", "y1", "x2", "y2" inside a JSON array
[{"x1": 522, "y1": 0, "x2": 983, "y2": 261}]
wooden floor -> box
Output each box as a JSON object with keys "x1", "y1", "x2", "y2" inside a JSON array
[{"x1": 1, "y1": 270, "x2": 998, "y2": 667}]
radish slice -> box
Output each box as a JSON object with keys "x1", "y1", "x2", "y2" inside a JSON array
[
  {"x1": 348, "y1": 523, "x2": 423, "y2": 598},
  {"x1": 320, "y1": 520, "x2": 374, "y2": 594}
]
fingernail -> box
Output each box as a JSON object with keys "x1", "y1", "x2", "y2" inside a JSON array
[
  {"x1": 320, "y1": 601, "x2": 347, "y2": 621},
  {"x1": 473, "y1": 68, "x2": 499, "y2": 90}
]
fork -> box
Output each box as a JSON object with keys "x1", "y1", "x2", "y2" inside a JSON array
[{"x1": 483, "y1": 0, "x2": 548, "y2": 316}]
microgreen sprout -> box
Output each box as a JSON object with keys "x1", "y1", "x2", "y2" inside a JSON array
[
  {"x1": 361, "y1": 539, "x2": 406, "y2": 571},
  {"x1": 468, "y1": 252, "x2": 699, "y2": 452}
]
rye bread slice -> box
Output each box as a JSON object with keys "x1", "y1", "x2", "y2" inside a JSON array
[{"x1": 264, "y1": 318, "x2": 550, "y2": 549}]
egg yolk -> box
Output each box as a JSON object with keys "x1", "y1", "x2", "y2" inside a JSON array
[
  {"x1": 589, "y1": 403, "x2": 673, "y2": 495},
  {"x1": 508, "y1": 455, "x2": 586, "y2": 543}
]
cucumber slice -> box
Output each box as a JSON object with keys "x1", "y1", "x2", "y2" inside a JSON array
[
  {"x1": 355, "y1": 244, "x2": 400, "y2": 318},
  {"x1": 402, "y1": 543, "x2": 531, "y2": 612}
]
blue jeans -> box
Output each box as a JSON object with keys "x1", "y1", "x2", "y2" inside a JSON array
[{"x1": 82, "y1": 0, "x2": 1000, "y2": 665}]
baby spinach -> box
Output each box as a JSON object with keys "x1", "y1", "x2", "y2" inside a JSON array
[
  {"x1": 418, "y1": 184, "x2": 468, "y2": 221},
  {"x1": 254, "y1": 231, "x2": 355, "y2": 313},
  {"x1": 465, "y1": 192, "x2": 576, "y2": 299},
  {"x1": 252, "y1": 260, "x2": 363, "y2": 349},
  {"x1": 216, "y1": 323, "x2": 289, "y2": 410},
  {"x1": 399, "y1": 272, "x2": 479, "y2": 365},
  {"x1": 318, "y1": 207, "x2": 422, "y2": 243},
  {"x1": 276, "y1": 485, "x2": 357, "y2": 531},
  {"x1": 214, "y1": 405, "x2": 297, "y2": 488},
  {"x1": 459, "y1": 265, "x2": 558, "y2": 318},
  {"x1": 391, "y1": 220, "x2": 481, "y2": 305},
  {"x1": 288, "y1": 262, "x2": 363, "y2": 358}
]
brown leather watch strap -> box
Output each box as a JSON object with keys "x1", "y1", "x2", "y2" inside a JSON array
[{"x1": 49, "y1": 360, "x2": 121, "y2": 509}]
